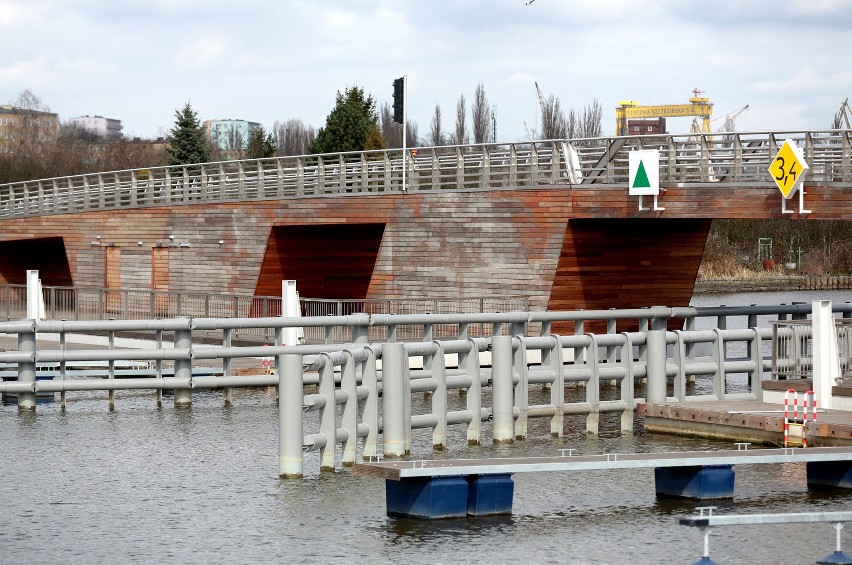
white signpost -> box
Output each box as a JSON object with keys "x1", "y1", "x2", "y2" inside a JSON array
[{"x1": 628, "y1": 149, "x2": 664, "y2": 211}]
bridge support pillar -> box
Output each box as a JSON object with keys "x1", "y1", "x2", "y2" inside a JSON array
[
  {"x1": 807, "y1": 461, "x2": 852, "y2": 490},
  {"x1": 385, "y1": 474, "x2": 514, "y2": 519},
  {"x1": 654, "y1": 465, "x2": 735, "y2": 499}
]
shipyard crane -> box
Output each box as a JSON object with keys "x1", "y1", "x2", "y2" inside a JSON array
[
  {"x1": 713, "y1": 104, "x2": 749, "y2": 133},
  {"x1": 615, "y1": 89, "x2": 713, "y2": 136},
  {"x1": 833, "y1": 98, "x2": 851, "y2": 129}
]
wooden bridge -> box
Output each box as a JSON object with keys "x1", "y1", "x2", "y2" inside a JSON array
[{"x1": 0, "y1": 130, "x2": 849, "y2": 317}]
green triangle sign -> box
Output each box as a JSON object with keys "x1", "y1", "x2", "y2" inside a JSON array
[{"x1": 633, "y1": 160, "x2": 651, "y2": 188}]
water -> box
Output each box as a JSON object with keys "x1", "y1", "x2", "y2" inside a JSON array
[{"x1": 2, "y1": 290, "x2": 851, "y2": 564}]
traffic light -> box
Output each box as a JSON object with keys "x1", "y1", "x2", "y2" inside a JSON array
[{"x1": 392, "y1": 77, "x2": 404, "y2": 124}]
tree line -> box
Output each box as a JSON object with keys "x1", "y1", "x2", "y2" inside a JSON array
[{"x1": 0, "y1": 83, "x2": 604, "y2": 183}]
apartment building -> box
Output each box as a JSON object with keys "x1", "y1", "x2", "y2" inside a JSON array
[
  {"x1": 68, "y1": 115, "x2": 123, "y2": 137},
  {"x1": 0, "y1": 105, "x2": 60, "y2": 154}
]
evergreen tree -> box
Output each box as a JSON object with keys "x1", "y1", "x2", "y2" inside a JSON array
[
  {"x1": 165, "y1": 102, "x2": 210, "y2": 165},
  {"x1": 363, "y1": 122, "x2": 387, "y2": 151},
  {"x1": 245, "y1": 126, "x2": 277, "y2": 159},
  {"x1": 309, "y1": 86, "x2": 379, "y2": 154}
]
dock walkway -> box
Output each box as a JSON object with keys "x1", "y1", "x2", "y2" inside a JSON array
[
  {"x1": 354, "y1": 446, "x2": 852, "y2": 481},
  {"x1": 638, "y1": 400, "x2": 852, "y2": 446}
]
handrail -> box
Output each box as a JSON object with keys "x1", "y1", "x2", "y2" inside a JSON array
[{"x1": 0, "y1": 130, "x2": 850, "y2": 219}]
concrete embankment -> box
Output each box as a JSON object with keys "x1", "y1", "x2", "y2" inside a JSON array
[{"x1": 695, "y1": 275, "x2": 852, "y2": 294}]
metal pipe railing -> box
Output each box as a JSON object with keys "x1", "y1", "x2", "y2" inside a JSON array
[
  {"x1": 1, "y1": 130, "x2": 850, "y2": 220},
  {"x1": 1, "y1": 303, "x2": 850, "y2": 477}
]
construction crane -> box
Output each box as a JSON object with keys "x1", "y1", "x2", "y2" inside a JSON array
[
  {"x1": 615, "y1": 89, "x2": 713, "y2": 136},
  {"x1": 713, "y1": 104, "x2": 749, "y2": 133},
  {"x1": 833, "y1": 98, "x2": 851, "y2": 129}
]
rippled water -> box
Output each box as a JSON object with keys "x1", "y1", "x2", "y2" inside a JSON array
[
  {"x1": 2, "y1": 387, "x2": 849, "y2": 565},
  {"x1": 2, "y1": 289, "x2": 851, "y2": 564}
]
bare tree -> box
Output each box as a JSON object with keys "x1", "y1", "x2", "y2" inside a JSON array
[
  {"x1": 540, "y1": 93, "x2": 567, "y2": 139},
  {"x1": 580, "y1": 99, "x2": 603, "y2": 138},
  {"x1": 429, "y1": 104, "x2": 444, "y2": 146},
  {"x1": 471, "y1": 83, "x2": 492, "y2": 144},
  {"x1": 273, "y1": 119, "x2": 316, "y2": 156},
  {"x1": 453, "y1": 94, "x2": 468, "y2": 145},
  {"x1": 379, "y1": 103, "x2": 419, "y2": 148},
  {"x1": 565, "y1": 109, "x2": 579, "y2": 139}
]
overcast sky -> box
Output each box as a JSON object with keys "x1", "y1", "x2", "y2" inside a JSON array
[{"x1": 2, "y1": 0, "x2": 851, "y2": 142}]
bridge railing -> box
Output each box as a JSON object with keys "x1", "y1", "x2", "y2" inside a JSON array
[{"x1": 0, "y1": 130, "x2": 849, "y2": 219}]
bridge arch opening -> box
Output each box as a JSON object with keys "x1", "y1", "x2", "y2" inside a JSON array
[
  {"x1": 0, "y1": 236, "x2": 73, "y2": 286},
  {"x1": 254, "y1": 223, "x2": 386, "y2": 302},
  {"x1": 548, "y1": 218, "x2": 711, "y2": 332}
]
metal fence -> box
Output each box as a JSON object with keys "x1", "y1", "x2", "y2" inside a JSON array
[
  {"x1": 772, "y1": 319, "x2": 852, "y2": 380},
  {"x1": 0, "y1": 130, "x2": 849, "y2": 219},
  {"x1": 2, "y1": 303, "x2": 851, "y2": 476},
  {"x1": 0, "y1": 284, "x2": 530, "y2": 342}
]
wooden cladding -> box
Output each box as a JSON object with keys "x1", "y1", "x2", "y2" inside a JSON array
[
  {"x1": 255, "y1": 223, "x2": 386, "y2": 300},
  {"x1": 1, "y1": 182, "x2": 840, "y2": 317}
]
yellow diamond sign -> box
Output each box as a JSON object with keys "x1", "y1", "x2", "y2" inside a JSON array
[{"x1": 768, "y1": 139, "x2": 809, "y2": 199}]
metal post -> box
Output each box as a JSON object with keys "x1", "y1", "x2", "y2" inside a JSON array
[
  {"x1": 17, "y1": 323, "x2": 36, "y2": 410},
  {"x1": 173, "y1": 324, "x2": 192, "y2": 407},
  {"x1": 513, "y1": 336, "x2": 528, "y2": 440},
  {"x1": 59, "y1": 329, "x2": 67, "y2": 409},
  {"x1": 155, "y1": 329, "x2": 163, "y2": 407},
  {"x1": 613, "y1": 335, "x2": 631, "y2": 433},
  {"x1": 672, "y1": 331, "x2": 687, "y2": 402},
  {"x1": 382, "y1": 342, "x2": 406, "y2": 457},
  {"x1": 646, "y1": 329, "x2": 667, "y2": 403},
  {"x1": 548, "y1": 335, "x2": 564, "y2": 437},
  {"x1": 318, "y1": 353, "x2": 336, "y2": 471},
  {"x1": 362, "y1": 346, "x2": 379, "y2": 458},
  {"x1": 586, "y1": 335, "x2": 600, "y2": 435},
  {"x1": 223, "y1": 328, "x2": 232, "y2": 405},
  {"x1": 750, "y1": 328, "x2": 763, "y2": 401},
  {"x1": 431, "y1": 341, "x2": 447, "y2": 450},
  {"x1": 464, "y1": 338, "x2": 482, "y2": 445},
  {"x1": 108, "y1": 330, "x2": 116, "y2": 410},
  {"x1": 341, "y1": 351, "x2": 358, "y2": 466},
  {"x1": 712, "y1": 328, "x2": 726, "y2": 401},
  {"x1": 491, "y1": 335, "x2": 514, "y2": 444},
  {"x1": 279, "y1": 353, "x2": 303, "y2": 479}
]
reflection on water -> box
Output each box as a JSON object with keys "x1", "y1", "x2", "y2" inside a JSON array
[{"x1": 0, "y1": 289, "x2": 850, "y2": 564}]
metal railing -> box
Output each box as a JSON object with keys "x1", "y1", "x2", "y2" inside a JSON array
[
  {"x1": 772, "y1": 319, "x2": 852, "y2": 380},
  {"x1": 0, "y1": 284, "x2": 530, "y2": 342},
  {"x1": 1, "y1": 130, "x2": 850, "y2": 219},
  {"x1": 2, "y1": 303, "x2": 851, "y2": 476}
]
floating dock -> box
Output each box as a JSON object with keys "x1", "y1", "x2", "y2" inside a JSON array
[{"x1": 638, "y1": 399, "x2": 852, "y2": 446}]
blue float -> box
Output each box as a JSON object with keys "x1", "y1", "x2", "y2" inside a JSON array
[
  {"x1": 467, "y1": 474, "x2": 514, "y2": 516},
  {"x1": 385, "y1": 474, "x2": 515, "y2": 519},
  {"x1": 385, "y1": 476, "x2": 469, "y2": 519},
  {"x1": 808, "y1": 461, "x2": 852, "y2": 490},
  {"x1": 654, "y1": 465, "x2": 735, "y2": 499}
]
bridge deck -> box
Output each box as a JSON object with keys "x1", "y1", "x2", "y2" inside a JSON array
[{"x1": 353, "y1": 446, "x2": 852, "y2": 480}]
